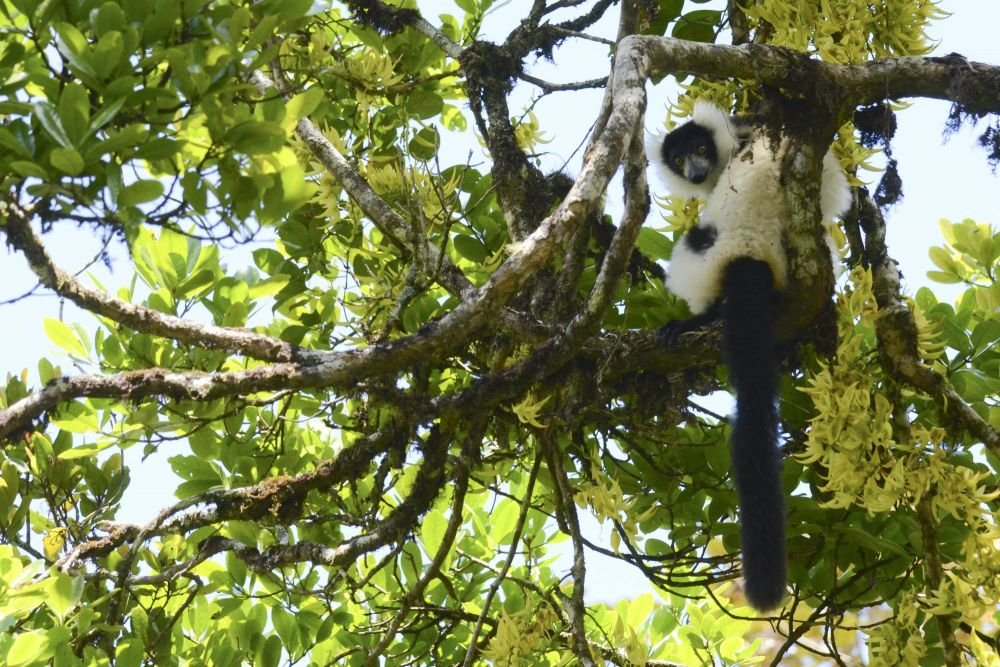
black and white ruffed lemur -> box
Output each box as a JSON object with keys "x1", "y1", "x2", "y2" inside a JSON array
[{"x1": 648, "y1": 101, "x2": 851, "y2": 610}]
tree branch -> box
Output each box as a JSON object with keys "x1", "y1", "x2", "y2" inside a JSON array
[
  {"x1": 917, "y1": 497, "x2": 961, "y2": 667},
  {"x1": 364, "y1": 462, "x2": 471, "y2": 666},
  {"x1": 546, "y1": 433, "x2": 596, "y2": 667},
  {"x1": 857, "y1": 188, "x2": 1000, "y2": 456},
  {"x1": 249, "y1": 69, "x2": 477, "y2": 302},
  {"x1": 3, "y1": 204, "x2": 307, "y2": 364},
  {"x1": 462, "y1": 447, "x2": 543, "y2": 666},
  {"x1": 56, "y1": 424, "x2": 401, "y2": 572},
  {"x1": 632, "y1": 36, "x2": 1000, "y2": 116},
  {"x1": 3, "y1": 44, "x2": 627, "y2": 439}
]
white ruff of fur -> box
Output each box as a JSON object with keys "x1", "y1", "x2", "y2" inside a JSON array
[
  {"x1": 666, "y1": 135, "x2": 851, "y2": 314},
  {"x1": 645, "y1": 101, "x2": 744, "y2": 200}
]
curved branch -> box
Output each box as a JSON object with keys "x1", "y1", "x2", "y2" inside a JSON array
[
  {"x1": 340, "y1": 0, "x2": 463, "y2": 58},
  {"x1": 857, "y1": 189, "x2": 1000, "y2": 456},
  {"x1": 518, "y1": 73, "x2": 608, "y2": 93},
  {"x1": 3, "y1": 42, "x2": 631, "y2": 439},
  {"x1": 364, "y1": 463, "x2": 471, "y2": 666},
  {"x1": 249, "y1": 69, "x2": 476, "y2": 302},
  {"x1": 916, "y1": 497, "x2": 961, "y2": 666},
  {"x1": 3, "y1": 206, "x2": 306, "y2": 364},
  {"x1": 58, "y1": 424, "x2": 399, "y2": 572},
  {"x1": 631, "y1": 35, "x2": 1000, "y2": 115}
]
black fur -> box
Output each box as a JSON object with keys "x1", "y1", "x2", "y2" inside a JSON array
[
  {"x1": 684, "y1": 223, "x2": 717, "y2": 252},
  {"x1": 657, "y1": 257, "x2": 787, "y2": 610},
  {"x1": 721, "y1": 258, "x2": 786, "y2": 610},
  {"x1": 660, "y1": 122, "x2": 718, "y2": 183}
]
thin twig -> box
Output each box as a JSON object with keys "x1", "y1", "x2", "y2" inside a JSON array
[
  {"x1": 462, "y1": 448, "x2": 543, "y2": 666},
  {"x1": 545, "y1": 433, "x2": 596, "y2": 666}
]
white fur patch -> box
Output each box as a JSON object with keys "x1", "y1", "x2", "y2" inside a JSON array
[
  {"x1": 820, "y1": 149, "x2": 851, "y2": 220},
  {"x1": 665, "y1": 134, "x2": 851, "y2": 314},
  {"x1": 646, "y1": 101, "x2": 745, "y2": 200},
  {"x1": 667, "y1": 136, "x2": 787, "y2": 313}
]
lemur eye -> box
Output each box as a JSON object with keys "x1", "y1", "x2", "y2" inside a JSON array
[
  {"x1": 697, "y1": 145, "x2": 707, "y2": 154},
  {"x1": 674, "y1": 157, "x2": 683, "y2": 167}
]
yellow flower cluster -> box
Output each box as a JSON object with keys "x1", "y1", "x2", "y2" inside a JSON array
[
  {"x1": 867, "y1": 593, "x2": 928, "y2": 666},
  {"x1": 802, "y1": 267, "x2": 1000, "y2": 640},
  {"x1": 800, "y1": 269, "x2": 991, "y2": 513},
  {"x1": 742, "y1": 0, "x2": 946, "y2": 63},
  {"x1": 798, "y1": 268, "x2": 893, "y2": 509},
  {"x1": 653, "y1": 193, "x2": 703, "y2": 234},
  {"x1": 574, "y1": 466, "x2": 657, "y2": 553},
  {"x1": 364, "y1": 162, "x2": 458, "y2": 222},
  {"x1": 481, "y1": 599, "x2": 558, "y2": 665}
]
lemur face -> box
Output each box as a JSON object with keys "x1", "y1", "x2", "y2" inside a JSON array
[{"x1": 660, "y1": 122, "x2": 719, "y2": 185}]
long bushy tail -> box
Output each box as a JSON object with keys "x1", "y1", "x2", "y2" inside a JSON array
[{"x1": 721, "y1": 258, "x2": 786, "y2": 611}]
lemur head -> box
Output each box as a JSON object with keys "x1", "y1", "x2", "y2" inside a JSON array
[
  {"x1": 647, "y1": 101, "x2": 745, "y2": 200},
  {"x1": 660, "y1": 120, "x2": 718, "y2": 186}
]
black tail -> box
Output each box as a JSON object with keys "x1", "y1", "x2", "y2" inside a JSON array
[{"x1": 721, "y1": 258, "x2": 786, "y2": 611}]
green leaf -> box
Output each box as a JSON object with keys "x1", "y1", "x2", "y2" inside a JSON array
[
  {"x1": 119, "y1": 179, "x2": 164, "y2": 207},
  {"x1": 643, "y1": 0, "x2": 685, "y2": 36},
  {"x1": 226, "y1": 551, "x2": 248, "y2": 586},
  {"x1": 636, "y1": 227, "x2": 674, "y2": 260},
  {"x1": 8, "y1": 630, "x2": 50, "y2": 666},
  {"x1": 248, "y1": 275, "x2": 290, "y2": 299},
  {"x1": 175, "y1": 269, "x2": 217, "y2": 299},
  {"x1": 45, "y1": 573, "x2": 83, "y2": 620},
  {"x1": 247, "y1": 14, "x2": 283, "y2": 49},
  {"x1": 33, "y1": 102, "x2": 75, "y2": 148},
  {"x1": 626, "y1": 592, "x2": 655, "y2": 627},
  {"x1": 134, "y1": 137, "x2": 182, "y2": 160},
  {"x1": 54, "y1": 22, "x2": 98, "y2": 79},
  {"x1": 952, "y1": 369, "x2": 992, "y2": 402},
  {"x1": 928, "y1": 245, "x2": 957, "y2": 272},
  {"x1": 43, "y1": 318, "x2": 89, "y2": 358},
  {"x1": 271, "y1": 605, "x2": 299, "y2": 655},
  {"x1": 182, "y1": 170, "x2": 208, "y2": 213},
  {"x1": 833, "y1": 524, "x2": 910, "y2": 558},
  {"x1": 224, "y1": 121, "x2": 286, "y2": 155},
  {"x1": 453, "y1": 234, "x2": 487, "y2": 263},
  {"x1": 95, "y1": 3, "x2": 128, "y2": 35},
  {"x1": 408, "y1": 125, "x2": 440, "y2": 161},
  {"x1": 970, "y1": 316, "x2": 1000, "y2": 347},
  {"x1": 93, "y1": 31, "x2": 125, "y2": 79},
  {"x1": 10, "y1": 161, "x2": 48, "y2": 178},
  {"x1": 283, "y1": 87, "x2": 324, "y2": 125},
  {"x1": 115, "y1": 639, "x2": 145, "y2": 667},
  {"x1": 49, "y1": 147, "x2": 85, "y2": 175},
  {"x1": 57, "y1": 83, "x2": 90, "y2": 145},
  {"x1": 0, "y1": 125, "x2": 32, "y2": 158},
  {"x1": 87, "y1": 123, "x2": 149, "y2": 160},
  {"x1": 405, "y1": 89, "x2": 444, "y2": 119},
  {"x1": 141, "y1": 1, "x2": 181, "y2": 45},
  {"x1": 441, "y1": 104, "x2": 467, "y2": 131},
  {"x1": 420, "y1": 508, "x2": 448, "y2": 555},
  {"x1": 926, "y1": 270, "x2": 961, "y2": 284},
  {"x1": 52, "y1": 399, "x2": 99, "y2": 433},
  {"x1": 257, "y1": 635, "x2": 283, "y2": 667},
  {"x1": 87, "y1": 96, "x2": 127, "y2": 133},
  {"x1": 130, "y1": 605, "x2": 150, "y2": 642},
  {"x1": 672, "y1": 9, "x2": 721, "y2": 43},
  {"x1": 253, "y1": 248, "x2": 287, "y2": 274},
  {"x1": 58, "y1": 440, "x2": 118, "y2": 459}
]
